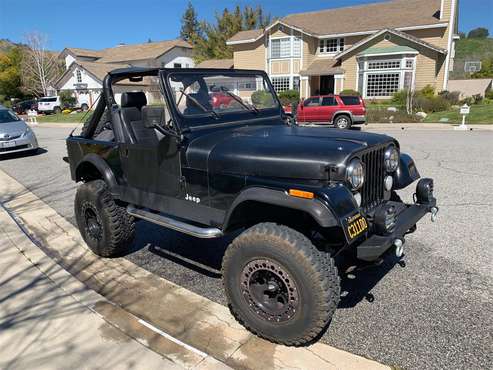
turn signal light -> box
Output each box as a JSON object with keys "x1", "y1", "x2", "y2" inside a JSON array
[{"x1": 288, "y1": 189, "x2": 314, "y2": 199}]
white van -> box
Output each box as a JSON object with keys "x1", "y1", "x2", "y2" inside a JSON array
[{"x1": 38, "y1": 96, "x2": 62, "y2": 114}]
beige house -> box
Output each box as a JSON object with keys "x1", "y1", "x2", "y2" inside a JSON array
[{"x1": 227, "y1": 0, "x2": 459, "y2": 100}]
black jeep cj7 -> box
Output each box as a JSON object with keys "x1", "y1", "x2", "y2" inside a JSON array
[{"x1": 66, "y1": 67, "x2": 438, "y2": 345}]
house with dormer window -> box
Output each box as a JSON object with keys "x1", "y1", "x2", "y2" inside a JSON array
[{"x1": 227, "y1": 0, "x2": 459, "y2": 99}]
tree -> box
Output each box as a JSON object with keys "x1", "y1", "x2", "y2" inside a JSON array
[
  {"x1": 180, "y1": 2, "x2": 201, "y2": 43},
  {"x1": 0, "y1": 46, "x2": 23, "y2": 99},
  {"x1": 185, "y1": 5, "x2": 273, "y2": 63},
  {"x1": 467, "y1": 27, "x2": 489, "y2": 39},
  {"x1": 21, "y1": 32, "x2": 63, "y2": 97}
]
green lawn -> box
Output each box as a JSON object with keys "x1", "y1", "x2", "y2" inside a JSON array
[
  {"x1": 424, "y1": 104, "x2": 493, "y2": 124},
  {"x1": 37, "y1": 112, "x2": 92, "y2": 123}
]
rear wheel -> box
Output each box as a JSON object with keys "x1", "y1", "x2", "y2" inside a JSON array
[
  {"x1": 334, "y1": 115, "x2": 352, "y2": 129},
  {"x1": 81, "y1": 103, "x2": 89, "y2": 112},
  {"x1": 75, "y1": 180, "x2": 135, "y2": 257},
  {"x1": 53, "y1": 106, "x2": 62, "y2": 114},
  {"x1": 222, "y1": 223, "x2": 340, "y2": 345}
]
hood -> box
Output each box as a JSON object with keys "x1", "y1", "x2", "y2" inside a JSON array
[
  {"x1": 0, "y1": 120, "x2": 28, "y2": 139},
  {"x1": 186, "y1": 125, "x2": 394, "y2": 180}
]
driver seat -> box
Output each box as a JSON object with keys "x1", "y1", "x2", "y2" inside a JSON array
[{"x1": 120, "y1": 92, "x2": 158, "y2": 145}]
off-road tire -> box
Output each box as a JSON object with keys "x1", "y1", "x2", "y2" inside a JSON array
[
  {"x1": 334, "y1": 115, "x2": 352, "y2": 129},
  {"x1": 75, "y1": 179, "x2": 135, "y2": 257},
  {"x1": 222, "y1": 223, "x2": 340, "y2": 346}
]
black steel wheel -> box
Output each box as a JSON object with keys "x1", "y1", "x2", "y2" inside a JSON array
[
  {"x1": 75, "y1": 179, "x2": 135, "y2": 257},
  {"x1": 241, "y1": 258, "x2": 299, "y2": 323},
  {"x1": 223, "y1": 223, "x2": 340, "y2": 346}
]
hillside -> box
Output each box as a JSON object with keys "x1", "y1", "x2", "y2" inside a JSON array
[
  {"x1": 0, "y1": 39, "x2": 17, "y2": 52},
  {"x1": 451, "y1": 37, "x2": 493, "y2": 79}
]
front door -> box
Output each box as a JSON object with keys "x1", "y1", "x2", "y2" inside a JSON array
[
  {"x1": 320, "y1": 76, "x2": 335, "y2": 95},
  {"x1": 122, "y1": 134, "x2": 182, "y2": 198}
]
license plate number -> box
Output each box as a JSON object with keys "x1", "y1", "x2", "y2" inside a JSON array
[
  {"x1": 345, "y1": 213, "x2": 368, "y2": 241},
  {"x1": 3, "y1": 141, "x2": 16, "y2": 148}
]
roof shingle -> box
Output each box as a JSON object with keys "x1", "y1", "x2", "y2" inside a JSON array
[{"x1": 228, "y1": 0, "x2": 444, "y2": 43}]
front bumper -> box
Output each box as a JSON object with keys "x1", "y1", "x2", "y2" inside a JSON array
[
  {"x1": 0, "y1": 135, "x2": 38, "y2": 155},
  {"x1": 357, "y1": 200, "x2": 437, "y2": 261}
]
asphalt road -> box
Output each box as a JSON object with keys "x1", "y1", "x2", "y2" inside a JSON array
[{"x1": 1, "y1": 125, "x2": 492, "y2": 370}]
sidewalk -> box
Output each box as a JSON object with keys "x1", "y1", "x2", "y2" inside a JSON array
[
  {"x1": 0, "y1": 206, "x2": 231, "y2": 370},
  {"x1": 0, "y1": 206, "x2": 188, "y2": 370}
]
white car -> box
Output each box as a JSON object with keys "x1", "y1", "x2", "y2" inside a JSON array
[
  {"x1": 38, "y1": 96, "x2": 62, "y2": 114},
  {"x1": 0, "y1": 108, "x2": 39, "y2": 155}
]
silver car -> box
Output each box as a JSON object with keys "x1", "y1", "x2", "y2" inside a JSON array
[{"x1": 0, "y1": 108, "x2": 39, "y2": 155}]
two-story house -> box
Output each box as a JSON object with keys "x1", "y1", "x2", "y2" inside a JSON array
[
  {"x1": 55, "y1": 39, "x2": 194, "y2": 107},
  {"x1": 227, "y1": 0, "x2": 458, "y2": 100}
]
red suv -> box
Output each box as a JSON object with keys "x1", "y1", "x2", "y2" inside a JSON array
[{"x1": 296, "y1": 95, "x2": 366, "y2": 129}]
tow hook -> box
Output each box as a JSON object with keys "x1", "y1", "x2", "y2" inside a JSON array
[
  {"x1": 430, "y1": 207, "x2": 439, "y2": 222},
  {"x1": 393, "y1": 239, "x2": 404, "y2": 258}
]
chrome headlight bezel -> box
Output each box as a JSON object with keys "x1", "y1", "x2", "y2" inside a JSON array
[
  {"x1": 384, "y1": 145, "x2": 399, "y2": 172},
  {"x1": 346, "y1": 158, "x2": 365, "y2": 190}
]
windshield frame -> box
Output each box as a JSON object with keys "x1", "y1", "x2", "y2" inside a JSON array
[{"x1": 160, "y1": 69, "x2": 283, "y2": 132}]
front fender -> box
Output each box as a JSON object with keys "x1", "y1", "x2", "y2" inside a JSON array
[
  {"x1": 223, "y1": 187, "x2": 338, "y2": 230},
  {"x1": 393, "y1": 153, "x2": 420, "y2": 190}
]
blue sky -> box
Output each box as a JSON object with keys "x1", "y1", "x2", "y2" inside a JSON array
[{"x1": 0, "y1": 0, "x2": 492, "y2": 51}]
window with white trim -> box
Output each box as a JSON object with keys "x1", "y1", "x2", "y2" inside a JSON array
[
  {"x1": 368, "y1": 60, "x2": 401, "y2": 70},
  {"x1": 358, "y1": 56, "x2": 416, "y2": 98},
  {"x1": 366, "y1": 73, "x2": 400, "y2": 98},
  {"x1": 271, "y1": 37, "x2": 301, "y2": 59},
  {"x1": 293, "y1": 37, "x2": 301, "y2": 57},
  {"x1": 271, "y1": 77, "x2": 290, "y2": 92},
  {"x1": 76, "y1": 69, "x2": 82, "y2": 83},
  {"x1": 319, "y1": 38, "x2": 344, "y2": 54}
]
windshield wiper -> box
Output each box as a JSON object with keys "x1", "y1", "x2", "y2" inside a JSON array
[
  {"x1": 220, "y1": 87, "x2": 259, "y2": 114},
  {"x1": 178, "y1": 89, "x2": 219, "y2": 119}
]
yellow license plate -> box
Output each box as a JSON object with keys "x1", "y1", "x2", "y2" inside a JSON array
[{"x1": 346, "y1": 213, "x2": 368, "y2": 240}]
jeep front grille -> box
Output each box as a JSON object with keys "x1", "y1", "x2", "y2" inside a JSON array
[{"x1": 361, "y1": 147, "x2": 385, "y2": 212}]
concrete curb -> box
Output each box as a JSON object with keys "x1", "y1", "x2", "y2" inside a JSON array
[
  {"x1": 0, "y1": 198, "x2": 230, "y2": 370},
  {"x1": 0, "y1": 168, "x2": 390, "y2": 370}
]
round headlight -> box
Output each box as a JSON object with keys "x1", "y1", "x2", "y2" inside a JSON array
[
  {"x1": 384, "y1": 145, "x2": 399, "y2": 172},
  {"x1": 346, "y1": 158, "x2": 365, "y2": 190}
]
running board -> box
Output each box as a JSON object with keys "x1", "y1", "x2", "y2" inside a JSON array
[{"x1": 127, "y1": 205, "x2": 223, "y2": 239}]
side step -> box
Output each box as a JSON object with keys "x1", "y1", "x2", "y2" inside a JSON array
[{"x1": 127, "y1": 205, "x2": 223, "y2": 239}]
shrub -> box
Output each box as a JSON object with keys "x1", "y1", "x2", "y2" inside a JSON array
[
  {"x1": 419, "y1": 85, "x2": 435, "y2": 98},
  {"x1": 366, "y1": 108, "x2": 421, "y2": 123},
  {"x1": 438, "y1": 90, "x2": 461, "y2": 105},
  {"x1": 485, "y1": 89, "x2": 493, "y2": 100},
  {"x1": 460, "y1": 97, "x2": 474, "y2": 106},
  {"x1": 278, "y1": 89, "x2": 300, "y2": 106},
  {"x1": 251, "y1": 90, "x2": 275, "y2": 108},
  {"x1": 340, "y1": 89, "x2": 360, "y2": 96},
  {"x1": 415, "y1": 95, "x2": 451, "y2": 113},
  {"x1": 59, "y1": 90, "x2": 76, "y2": 109},
  {"x1": 391, "y1": 90, "x2": 408, "y2": 106},
  {"x1": 472, "y1": 94, "x2": 483, "y2": 104}
]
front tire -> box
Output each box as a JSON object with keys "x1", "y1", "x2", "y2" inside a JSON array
[
  {"x1": 75, "y1": 180, "x2": 135, "y2": 257},
  {"x1": 334, "y1": 115, "x2": 352, "y2": 129},
  {"x1": 222, "y1": 223, "x2": 340, "y2": 346}
]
